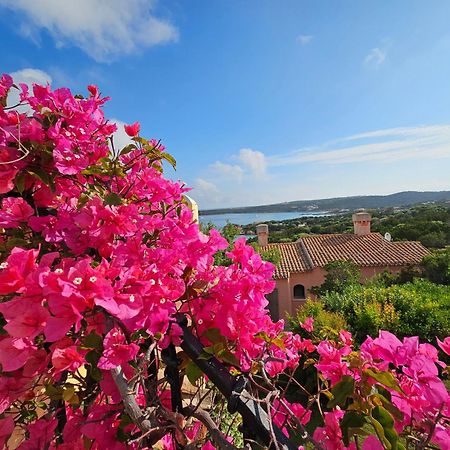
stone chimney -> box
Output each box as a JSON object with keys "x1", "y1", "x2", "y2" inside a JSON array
[
  {"x1": 256, "y1": 223, "x2": 269, "y2": 246},
  {"x1": 352, "y1": 211, "x2": 371, "y2": 236}
]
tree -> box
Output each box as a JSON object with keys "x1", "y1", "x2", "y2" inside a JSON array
[
  {"x1": 422, "y1": 247, "x2": 450, "y2": 285},
  {"x1": 311, "y1": 260, "x2": 360, "y2": 297},
  {"x1": 0, "y1": 74, "x2": 449, "y2": 449}
]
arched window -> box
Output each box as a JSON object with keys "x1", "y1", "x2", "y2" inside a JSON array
[{"x1": 293, "y1": 284, "x2": 306, "y2": 300}]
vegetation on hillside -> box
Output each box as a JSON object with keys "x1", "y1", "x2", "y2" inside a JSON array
[{"x1": 201, "y1": 190, "x2": 450, "y2": 215}]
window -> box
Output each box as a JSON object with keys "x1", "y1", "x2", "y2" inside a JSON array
[{"x1": 293, "y1": 284, "x2": 306, "y2": 300}]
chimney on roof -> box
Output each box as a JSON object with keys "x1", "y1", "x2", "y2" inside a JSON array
[
  {"x1": 256, "y1": 223, "x2": 269, "y2": 246},
  {"x1": 352, "y1": 211, "x2": 371, "y2": 236}
]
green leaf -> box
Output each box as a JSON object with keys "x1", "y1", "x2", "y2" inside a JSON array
[
  {"x1": 104, "y1": 192, "x2": 122, "y2": 206},
  {"x1": 6, "y1": 238, "x2": 29, "y2": 250},
  {"x1": 161, "y1": 152, "x2": 177, "y2": 169},
  {"x1": 90, "y1": 366, "x2": 102, "y2": 382},
  {"x1": 327, "y1": 375, "x2": 355, "y2": 408},
  {"x1": 45, "y1": 384, "x2": 63, "y2": 401},
  {"x1": 85, "y1": 349, "x2": 101, "y2": 367},
  {"x1": 186, "y1": 361, "x2": 203, "y2": 386},
  {"x1": 364, "y1": 369, "x2": 402, "y2": 393},
  {"x1": 217, "y1": 348, "x2": 239, "y2": 367},
  {"x1": 14, "y1": 172, "x2": 26, "y2": 194},
  {"x1": 371, "y1": 406, "x2": 398, "y2": 450},
  {"x1": 82, "y1": 331, "x2": 103, "y2": 351},
  {"x1": 271, "y1": 337, "x2": 286, "y2": 350},
  {"x1": 340, "y1": 411, "x2": 367, "y2": 446},
  {"x1": 119, "y1": 143, "x2": 137, "y2": 156},
  {"x1": 203, "y1": 328, "x2": 226, "y2": 344},
  {"x1": 28, "y1": 167, "x2": 55, "y2": 192},
  {"x1": 371, "y1": 392, "x2": 403, "y2": 421},
  {"x1": 369, "y1": 416, "x2": 392, "y2": 449}
]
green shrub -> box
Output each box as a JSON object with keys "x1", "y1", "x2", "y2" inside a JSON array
[
  {"x1": 321, "y1": 280, "x2": 450, "y2": 343},
  {"x1": 422, "y1": 247, "x2": 450, "y2": 285},
  {"x1": 288, "y1": 300, "x2": 348, "y2": 342}
]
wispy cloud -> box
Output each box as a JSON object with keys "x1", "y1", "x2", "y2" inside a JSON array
[
  {"x1": 238, "y1": 148, "x2": 267, "y2": 177},
  {"x1": 210, "y1": 161, "x2": 244, "y2": 181},
  {"x1": 270, "y1": 125, "x2": 450, "y2": 166},
  {"x1": 364, "y1": 47, "x2": 386, "y2": 68},
  {"x1": 192, "y1": 178, "x2": 222, "y2": 205},
  {"x1": 296, "y1": 35, "x2": 313, "y2": 45},
  {"x1": 0, "y1": 0, "x2": 179, "y2": 62}
]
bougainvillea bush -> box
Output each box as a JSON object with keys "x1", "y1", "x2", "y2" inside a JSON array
[{"x1": 0, "y1": 73, "x2": 449, "y2": 449}]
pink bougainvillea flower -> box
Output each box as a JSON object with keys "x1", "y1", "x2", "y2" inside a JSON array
[
  {"x1": 437, "y1": 337, "x2": 450, "y2": 356},
  {"x1": 0, "y1": 197, "x2": 34, "y2": 228},
  {"x1": 339, "y1": 330, "x2": 353, "y2": 346},
  {"x1": 362, "y1": 436, "x2": 384, "y2": 450},
  {"x1": 0, "y1": 337, "x2": 36, "y2": 372},
  {"x1": 0, "y1": 247, "x2": 38, "y2": 295},
  {"x1": 300, "y1": 317, "x2": 314, "y2": 332},
  {"x1": 52, "y1": 346, "x2": 85, "y2": 374},
  {"x1": 0, "y1": 73, "x2": 13, "y2": 98},
  {"x1": 0, "y1": 416, "x2": 14, "y2": 448},
  {"x1": 0, "y1": 297, "x2": 49, "y2": 339},
  {"x1": 97, "y1": 327, "x2": 139, "y2": 370},
  {"x1": 18, "y1": 418, "x2": 58, "y2": 450},
  {"x1": 124, "y1": 121, "x2": 140, "y2": 137}
]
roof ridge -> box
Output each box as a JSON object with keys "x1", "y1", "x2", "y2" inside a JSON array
[{"x1": 298, "y1": 238, "x2": 314, "y2": 271}]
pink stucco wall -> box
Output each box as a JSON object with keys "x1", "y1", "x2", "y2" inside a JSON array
[{"x1": 275, "y1": 265, "x2": 408, "y2": 319}]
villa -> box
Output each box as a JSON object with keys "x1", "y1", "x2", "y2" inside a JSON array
[{"x1": 258, "y1": 212, "x2": 429, "y2": 320}]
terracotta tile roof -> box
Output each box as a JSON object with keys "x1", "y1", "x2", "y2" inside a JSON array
[{"x1": 260, "y1": 233, "x2": 429, "y2": 279}]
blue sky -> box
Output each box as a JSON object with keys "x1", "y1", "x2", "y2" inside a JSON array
[{"x1": 1, "y1": 0, "x2": 450, "y2": 209}]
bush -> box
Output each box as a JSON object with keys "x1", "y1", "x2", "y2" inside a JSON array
[
  {"x1": 422, "y1": 247, "x2": 450, "y2": 285},
  {"x1": 322, "y1": 280, "x2": 450, "y2": 343},
  {"x1": 288, "y1": 300, "x2": 348, "y2": 342}
]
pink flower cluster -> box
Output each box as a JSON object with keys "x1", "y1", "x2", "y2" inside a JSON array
[
  {"x1": 0, "y1": 74, "x2": 304, "y2": 448},
  {"x1": 314, "y1": 330, "x2": 450, "y2": 449}
]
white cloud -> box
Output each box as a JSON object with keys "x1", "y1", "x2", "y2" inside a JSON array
[
  {"x1": 364, "y1": 47, "x2": 386, "y2": 68},
  {"x1": 296, "y1": 35, "x2": 313, "y2": 45},
  {"x1": 269, "y1": 125, "x2": 450, "y2": 166},
  {"x1": 192, "y1": 178, "x2": 221, "y2": 208},
  {"x1": 210, "y1": 161, "x2": 244, "y2": 181},
  {"x1": 238, "y1": 148, "x2": 267, "y2": 177},
  {"x1": 10, "y1": 68, "x2": 52, "y2": 86},
  {"x1": 0, "y1": 0, "x2": 178, "y2": 62}
]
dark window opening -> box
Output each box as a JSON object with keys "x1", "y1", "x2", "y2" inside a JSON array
[{"x1": 293, "y1": 284, "x2": 306, "y2": 300}]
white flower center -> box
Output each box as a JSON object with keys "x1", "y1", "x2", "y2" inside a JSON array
[
  {"x1": 0, "y1": 262, "x2": 8, "y2": 269},
  {"x1": 73, "y1": 277, "x2": 82, "y2": 285},
  {"x1": 89, "y1": 276, "x2": 97, "y2": 283},
  {"x1": 130, "y1": 294, "x2": 135, "y2": 303}
]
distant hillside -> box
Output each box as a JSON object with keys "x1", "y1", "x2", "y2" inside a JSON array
[{"x1": 200, "y1": 191, "x2": 450, "y2": 215}]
